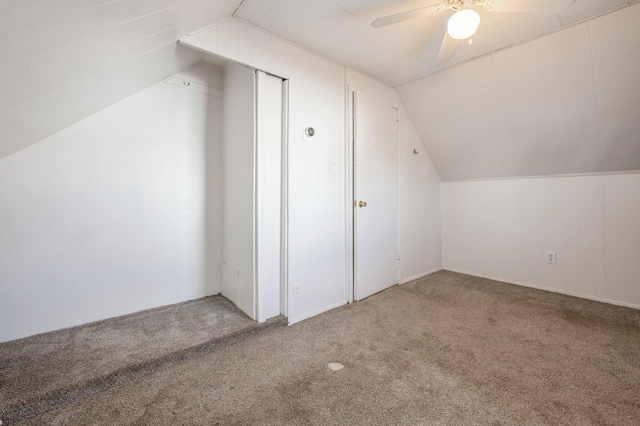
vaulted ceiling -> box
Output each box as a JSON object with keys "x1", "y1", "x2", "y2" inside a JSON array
[
  {"x1": 397, "y1": 3, "x2": 640, "y2": 180},
  {"x1": 2, "y1": 0, "x2": 638, "y2": 183},
  {"x1": 0, "y1": 0, "x2": 243, "y2": 159},
  {"x1": 235, "y1": 0, "x2": 639, "y2": 87}
]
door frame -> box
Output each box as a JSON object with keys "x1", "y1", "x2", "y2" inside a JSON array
[{"x1": 346, "y1": 85, "x2": 401, "y2": 303}]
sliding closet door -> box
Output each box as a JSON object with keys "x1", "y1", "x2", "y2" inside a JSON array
[
  {"x1": 255, "y1": 71, "x2": 284, "y2": 322},
  {"x1": 221, "y1": 63, "x2": 256, "y2": 319},
  {"x1": 221, "y1": 64, "x2": 285, "y2": 322}
]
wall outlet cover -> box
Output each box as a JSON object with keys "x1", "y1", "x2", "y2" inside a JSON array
[{"x1": 546, "y1": 251, "x2": 557, "y2": 265}]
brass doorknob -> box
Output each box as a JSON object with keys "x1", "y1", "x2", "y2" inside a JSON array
[{"x1": 358, "y1": 201, "x2": 367, "y2": 208}]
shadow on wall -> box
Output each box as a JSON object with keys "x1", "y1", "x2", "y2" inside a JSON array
[{"x1": 0, "y1": 62, "x2": 225, "y2": 343}]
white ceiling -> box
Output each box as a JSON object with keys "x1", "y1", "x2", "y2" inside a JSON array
[
  {"x1": 236, "y1": 0, "x2": 639, "y2": 87},
  {"x1": 3, "y1": 0, "x2": 638, "y2": 182},
  {"x1": 396, "y1": 3, "x2": 640, "y2": 181}
]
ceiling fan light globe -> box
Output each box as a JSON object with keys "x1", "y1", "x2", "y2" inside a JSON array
[{"x1": 447, "y1": 9, "x2": 481, "y2": 40}]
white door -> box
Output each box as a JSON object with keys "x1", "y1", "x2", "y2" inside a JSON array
[
  {"x1": 255, "y1": 70, "x2": 284, "y2": 322},
  {"x1": 353, "y1": 91, "x2": 399, "y2": 301}
]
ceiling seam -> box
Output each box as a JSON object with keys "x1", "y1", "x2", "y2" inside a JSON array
[
  {"x1": 398, "y1": 1, "x2": 639, "y2": 87},
  {"x1": 489, "y1": 54, "x2": 521, "y2": 153},
  {"x1": 0, "y1": 0, "x2": 121, "y2": 36},
  {"x1": 441, "y1": 170, "x2": 640, "y2": 184},
  {"x1": 232, "y1": 0, "x2": 248, "y2": 17},
  {"x1": 551, "y1": 30, "x2": 578, "y2": 173},
  {"x1": 0, "y1": 1, "x2": 184, "y2": 66},
  {"x1": 338, "y1": 4, "x2": 434, "y2": 69},
  {"x1": 586, "y1": 20, "x2": 605, "y2": 173}
]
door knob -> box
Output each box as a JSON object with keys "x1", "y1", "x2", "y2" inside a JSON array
[{"x1": 358, "y1": 201, "x2": 367, "y2": 208}]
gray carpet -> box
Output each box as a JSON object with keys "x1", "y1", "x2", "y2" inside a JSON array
[
  {"x1": 4, "y1": 271, "x2": 640, "y2": 425},
  {"x1": 0, "y1": 295, "x2": 286, "y2": 423}
]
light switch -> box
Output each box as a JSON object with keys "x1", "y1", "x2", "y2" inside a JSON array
[{"x1": 331, "y1": 159, "x2": 338, "y2": 171}]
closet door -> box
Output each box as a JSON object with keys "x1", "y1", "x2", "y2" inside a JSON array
[
  {"x1": 221, "y1": 63, "x2": 256, "y2": 318},
  {"x1": 255, "y1": 71, "x2": 284, "y2": 321}
]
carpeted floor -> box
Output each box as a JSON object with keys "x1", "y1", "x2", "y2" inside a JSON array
[
  {"x1": 0, "y1": 295, "x2": 286, "y2": 423},
  {"x1": 3, "y1": 271, "x2": 640, "y2": 425}
]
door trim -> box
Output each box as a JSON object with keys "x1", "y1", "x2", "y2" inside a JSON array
[{"x1": 280, "y1": 78, "x2": 289, "y2": 318}]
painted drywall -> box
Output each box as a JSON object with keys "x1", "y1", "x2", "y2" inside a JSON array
[
  {"x1": 442, "y1": 173, "x2": 640, "y2": 309},
  {"x1": 396, "y1": 3, "x2": 640, "y2": 181},
  {"x1": 0, "y1": 64, "x2": 224, "y2": 342},
  {"x1": 0, "y1": 0, "x2": 243, "y2": 158},
  {"x1": 181, "y1": 19, "x2": 349, "y2": 324},
  {"x1": 345, "y1": 69, "x2": 442, "y2": 283},
  {"x1": 182, "y1": 19, "x2": 445, "y2": 323},
  {"x1": 0, "y1": 44, "x2": 203, "y2": 160},
  {"x1": 399, "y1": 108, "x2": 443, "y2": 281}
]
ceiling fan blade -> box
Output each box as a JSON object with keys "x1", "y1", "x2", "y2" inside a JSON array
[
  {"x1": 437, "y1": 31, "x2": 459, "y2": 62},
  {"x1": 372, "y1": 2, "x2": 447, "y2": 28},
  {"x1": 485, "y1": 0, "x2": 576, "y2": 14}
]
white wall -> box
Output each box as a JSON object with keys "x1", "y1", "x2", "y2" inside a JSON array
[
  {"x1": 0, "y1": 64, "x2": 224, "y2": 342},
  {"x1": 442, "y1": 173, "x2": 640, "y2": 309},
  {"x1": 181, "y1": 20, "x2": 444, "y2": 323},
  {"x1": 399, "y1": 108, "x2": 442, "y2": 282},
  {"x1": 0, "y1": 16, "x2": 444, "y2": 340},
  {"x1": 182, "y1": 19, "x2": 349, "y2": 324},
  {"x1": 345, "y1": 69, "x2": 442, "y2": 283},
  {"x1": 221, "y1": 62, "x2": 255, "y2": 318}
]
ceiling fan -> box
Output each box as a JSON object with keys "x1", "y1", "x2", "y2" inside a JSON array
[{"x1": 372, "y1": 0, "x2": 576, "y2": 61}]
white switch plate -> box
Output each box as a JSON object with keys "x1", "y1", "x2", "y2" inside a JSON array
[
  {"x1": 331, "y1": 159, "x2": 338, "y2": 171},
  {"x1": 546, "y1": 251, "x2": 557, "y2": 265},
  {"x1": 293, "y1": 283, "x2": 301, "y2": 299}
]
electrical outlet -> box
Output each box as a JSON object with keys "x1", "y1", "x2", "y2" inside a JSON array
[
  {"x1": 546, "y1": 251, "x2": 557, "y2": 265},
  {"x1": 293, "y1": 283, "x2": 301, "y2": 299}
]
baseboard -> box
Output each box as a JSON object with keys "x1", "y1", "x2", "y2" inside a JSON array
[
  {"x1": 401, "y1": 268, "x2": 443, "y2": 284},
  {"x1": 288, "y1": 300, "x2": 348, "y2": 326},
  {"x1": 443, "y1": 267, "x2": 640, "y2": 311}
]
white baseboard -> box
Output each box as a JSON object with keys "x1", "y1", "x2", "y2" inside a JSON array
[
  {"x1": 288, "y1": 300, "x2": 348, "y2": 326},
  {"x1": 443, "y1": 267, "x2": 640, "y2": 311},
  {"x1": 401, "y1": 268, "x2": 443, "y2": 284}
]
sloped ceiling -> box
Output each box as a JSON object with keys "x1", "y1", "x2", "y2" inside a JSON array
[
  {"x1": 0, "y1": 0, "x2": 243, "y2": 159},
  {"x1": 235, "y1": 0, "x2": 639, "y2": 87},
  {"x1": 396, "y1": 3, "x2": 640, "y2": 181},
  {"x1": 3, "y1": 0, "x2": 638, "y2": 183}
]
